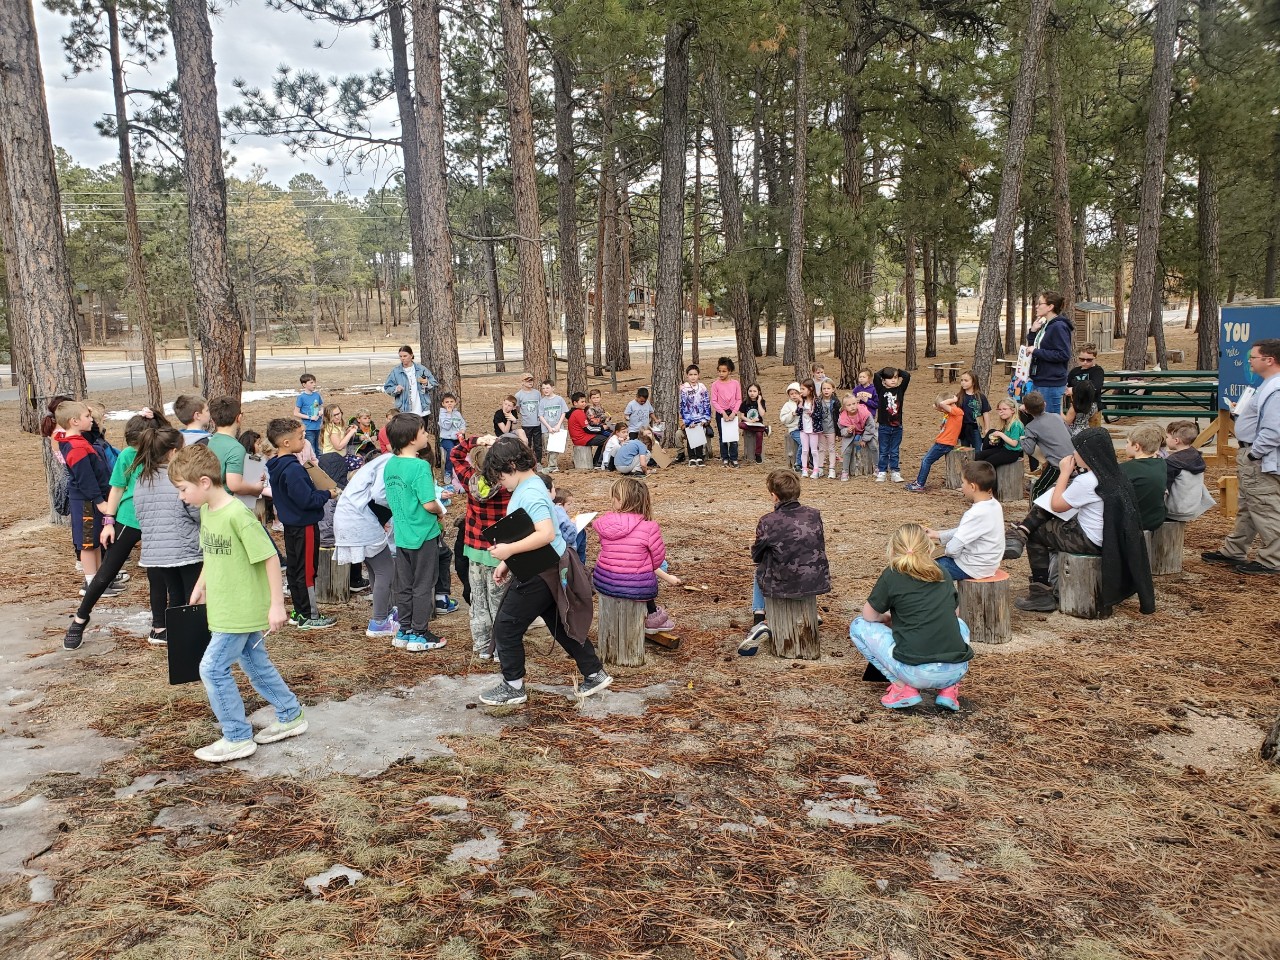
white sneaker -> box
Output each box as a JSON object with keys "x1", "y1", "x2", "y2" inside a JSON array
[
  {"x1": 891, "y1": 471, "x2": 905, "y2": 483},
  {"x1": 875, "y1": 472, "x2": 886, "y2": 483},
  {"x1": 194, "y1": 737, "x2": 257, "y2": 763}
]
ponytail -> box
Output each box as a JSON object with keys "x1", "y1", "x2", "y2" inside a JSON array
[
  {"x1": 886, "y1": 523, "x2": 942, "y2": 583},
  {"x1": 137, "y1": 425, "x2": 185, "y2": 480}
]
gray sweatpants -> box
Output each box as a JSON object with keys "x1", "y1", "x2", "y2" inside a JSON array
[
  {"x1": 365, "y1": 546, "x2": 394, "y2": 621},
  {"x1": 467, "y1": 558, "x2": 508, "y2": 655},
  {"x1": 394, "y1": 535, "x2": 440, "y2": 635}
]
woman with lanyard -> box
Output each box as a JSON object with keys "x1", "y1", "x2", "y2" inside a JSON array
[
  {"x1": 1014, "y1": 291, "x2": 1074, "y2": 416},
  {"x1": 383, "y1": 345, "x2": 438, "y2": 424}
]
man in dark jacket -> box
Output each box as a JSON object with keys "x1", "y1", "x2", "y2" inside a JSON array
[
  {"x1": 1026, "y1": 290, "x2": 1075, "y2": 416},
  {"x1": 739, "y1": 470, "x2": 831, "y2": 654}
]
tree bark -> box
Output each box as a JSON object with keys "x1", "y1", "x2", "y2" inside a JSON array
[
  {"x1": 0, "y1": 145, "x2": 40, "y2": 432},
  {"x1": 787, "y1": 26, "x2": 811, "y2": 382},
  {"x1": 1123, "y1": 0, "x2": 1180, "y2": 370},
  {"x1": 652, "y1": 21, "x2": 693, "y2": 442},
  {"x1": 923, "y1": 237, "x2": 937, "y2": 358},
  {"x1": 690, "y1": 124, "x2": 702, "y2": 368},
  {"x1": 970, "y1": 0, "x2": 1052, "y2": 389},
  {"x1": 1266, "y1": 126, "x2": 1280, "y2": 299},
  {"x1": 1113, "y1": 214, "x2": 1127, "y2": 338},
  {"x1": 1194, "y1": 0, "x2": 1220, "y2": 370},
  {"x1": 497, "y1": 0, "x2": 552, "y2": 382},
  {"x1": 170, "y1": 0, "x2": 242, "y2": 398},
  {"x1": 1048, "y1": 41, "x2": 1076, "y2": 308},
  {"x1": 410, "y1": 0, "x2": 461, "y2": 402},
  {"x1": 1004, "y1": 231, "x2": 1016, "y2": 355},
  {"x1": 552, "y1": 45, "x2": 585, "y2": 395},
  {"x1": 904, "y1": 233, "x2": 918, "y2": 371},
  {"x1": 947, "y1": 257, "x2": 959, "y2": 346},
  {"x1": 706, "y1": 59, "x2": 757, "y2": 389}
]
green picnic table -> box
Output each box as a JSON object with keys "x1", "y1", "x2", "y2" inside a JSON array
[{"x1": 1101, "y1": 370, "x2": 1219, "y2": 422}]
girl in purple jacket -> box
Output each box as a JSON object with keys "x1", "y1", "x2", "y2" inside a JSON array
[{"x1": 591, "y1": 477, "x2": 675, "y2": 634}]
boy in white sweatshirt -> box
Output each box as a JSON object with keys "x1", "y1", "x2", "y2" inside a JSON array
[
  {"x1": 779, "y1": 382, "x2": 802, "y2": 472},
  {"x1": 925, "y1": 460, "x2": 1004, "y2": 581}
]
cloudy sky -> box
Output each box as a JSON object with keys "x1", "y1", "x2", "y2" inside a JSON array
[{"x1": 35, "y1": 2, "x2": 400, "y2": 194}]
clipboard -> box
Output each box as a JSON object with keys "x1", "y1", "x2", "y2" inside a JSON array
[
  {"x1": 648, "y1": 444, "x2": 671, "y2": 469},
  {"x1": 306, "y1": 464, "x2": 337, "y2": 492},
  {"x1": 720, "y1": 419, "x2": 740, "y2": 443},
  {"x1": 166, "y1": 604, "x2": 212, "y2": 685},
  {"x1": 685, "y1": 424, "x2": 707, "y2": 448},
  {"x1": 237, "y1": 454, "x2": 266, "y2": 510},
  {"x1": 546, "y1": 429, "x2": 568, "y2": 454},
  {"x1": 481, "y1": 507, "x2": 560, "y2": 581}
]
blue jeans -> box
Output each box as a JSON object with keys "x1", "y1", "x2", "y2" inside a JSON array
[
  {"x1": 877, "y1": 425, "x2": 903, "y2": 472},
  {"x1": 915, "y1": 442, "x2": 954, "y2": 486},
  {"x1": 962, "y1": 424, "x2": 982, "y2": 451},
  {"x1": 849, "y1": 617, "x2": 971, "y2": 691},
  {"x1": 751, "y1": 574, "x2": 765, "y2": 614},
  {"x1": 200, "y1": 630, "x2": 302, "y2": 743},
  {"x1": 575, "y1": 530, "x2": 587, "y2": 565},
  {"x1": 790, "y1": 430, "x2": 803, "y2": 468},
  {"x1": 439, "y1": 438, "x2": 457, "y2": 478},
  {"x1": 935, "y1": 555, "x2": 973, "y2": 582},
  {"x1": 304, "y1": 429, "x2": 321, "y2": 453},
  {"x1": 716, "y1": 413, "x2": 739, "y2": 462},
  {"x1": 1035, "y1": 384, "x2": 1066, "y2": 416}
]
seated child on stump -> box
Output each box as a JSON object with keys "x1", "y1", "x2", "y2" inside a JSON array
[
  {"x1": 925, "y1": 461, "x2": 1003, "y2": 582},
  {"x1": 591, "y1": 476, "x2": 676, "y2": 636},
  {"x1": 905, "y1": 393, "x2": 963, "y2": 492},
  {"x1": 1162, "y1": 420, "x2": 1216, "y2": 521},
  {"x1": 850, "y1": 523, "x2": 972, "y2": 712},
  {"x1": 739, "y1": 470, "x2": 831, "y2": 655},
  {"x1": 1121, "y1": 422, "x2": 1167, "y2": 531}
]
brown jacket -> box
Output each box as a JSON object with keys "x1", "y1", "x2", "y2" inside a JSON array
[{"x1": 751, "y1": 499, "x2": 831, "y2": 599}]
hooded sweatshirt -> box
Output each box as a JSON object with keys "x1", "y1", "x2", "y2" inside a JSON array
[
  {"x1": 266, "y1": 453, "x2": 331, "y2": 527},
  {"x1": 1026, "y1": 313, "x2": 1075, "y2": 388},
  {"x1": 1164, "y1": 448, "x2": 1216, "y2": 521},
  {"x1": 591, "y1": 511, "x2": 666, "y2": 600}
]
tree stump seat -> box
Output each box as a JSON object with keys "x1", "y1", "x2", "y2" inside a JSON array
[
  {"x1": 944, "y1": 447, "x2": 974, "y2": 490},
  {"x1": 598, "y1": 595, "x2": 645, "y2": 667},
  {"x1": 1145, "y1": 520, "x2": 1186, "y2": 576},
  {"x1": 994, "y1": 459, "x2": 1026, "y2": 504},
  {"x1": 1056, "y1": 552, "x2": 1111, "y2": 620},
  {"x1": 957, "y1": 570, "x2": 1011, "y2": 644},
  {"x1": 315, "y1": 546, "x2": 350, "y2": 605},
  {"x1": 764, "y1": 594, "x2": 820, "y2": 660},
  {"x1": 572, "y1": 446, "x2": 595, "y2": 470}
]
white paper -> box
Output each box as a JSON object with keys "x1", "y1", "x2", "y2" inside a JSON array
[
  {"x1": 236, "y1": 454, "x2": 267, "y2": 510},
  {"x1": 685, "y1": 424, "x2": 707, "y2": 448},
  {"x1": 720, "y1": 419, "x2": 740, "y2": 442},
  {"x1": 573, "y1": 511, "x2": 598, "y2": 533},
  {"x1": 1033, "y1": 487, "x2": 1077, "y2": 521},
  {"x1": 546, "y1": 429, "x2": 568, "y2": 453}
]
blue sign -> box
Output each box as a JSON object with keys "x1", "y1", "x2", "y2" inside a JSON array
[{"x1": 1219, "y1": 302, "x2": 1280, "y2": 409}]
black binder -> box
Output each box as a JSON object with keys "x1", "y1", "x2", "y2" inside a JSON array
[
  {"x1": 480, "y1": 508, "x2": 560, "y2": 582},
  {"x1": 166, "y1": 604, "x2": 212, "y2": 685}
]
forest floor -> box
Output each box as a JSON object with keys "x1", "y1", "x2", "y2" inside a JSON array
[{"x1": 1, "y1": 325, "x2": 1277, "y2": 960}]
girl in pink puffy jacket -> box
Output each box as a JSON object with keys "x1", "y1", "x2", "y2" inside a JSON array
[{"x1": 591, "y1": 476, "x2": 676, "y2": 635}]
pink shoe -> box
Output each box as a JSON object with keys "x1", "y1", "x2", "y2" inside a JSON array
[
  {"x1": 935, "y1": 685, "x2": 961, "y2": 711},
  {"x1": 880, "y1": 682, "x2": 921, "y2": 709},
  {"x1": 644, "y1": 607, "x2": 675, "y2": 635}
]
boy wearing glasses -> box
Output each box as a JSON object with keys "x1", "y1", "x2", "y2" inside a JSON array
[{"x1": 1068, "y1": 343, "x2": 1106, "y2": 422}]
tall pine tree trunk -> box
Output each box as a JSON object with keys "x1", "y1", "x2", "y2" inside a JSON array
[
  {"x1": 787, "y1": 26, "x2": 812, "y2": 381},
  {"x1": 971, "y1": 0, "x2": 1052, "y2": 389},
  {"x1": 1195, "y1": 0, "x2": 1220, "y2": 370},
  {"x1": 1048, "y1": 43, "x2": 1076, "y2": 309},
  {"x1": 904, "y1": 234, "x2": 918, "y2": 371},
  {"x1": 837, "y1": 9, "x2": 871, "y2": 387},
  {"x1": 0, "y1": 147, "x2": 40, "y2": 432},
  {"x1": 689, "y1": 126, "x2": 702, "y2": 368},
  {"x1": 1113, "y1": 214, "x2": 1127, "y2": 338},
  {"x1": 923, "y1": 237, "x2": 937, "y2": 358},
  {"x1": 652, "y1": 22, "x2": 694, "y2": 442},
  {"x1": 475, "y1": 156, "x2": 506, "y2": 372},
  {"x1": 1123, "y1": 0, "x2": 1180, "y2": 370},
  {"x1": 498, "y1": 0, "x2": 552, "y2": 382},
  {"x1": 552, "y1": 44, "x2": 585, "y2": 394},
  {"x1": 170, "y1": 0, "x2": 242, "y2": 398}
]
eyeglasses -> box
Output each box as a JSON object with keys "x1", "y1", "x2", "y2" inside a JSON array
[{"x1": 1078, "y1": 357, "x2": 1095, "y2": 363}]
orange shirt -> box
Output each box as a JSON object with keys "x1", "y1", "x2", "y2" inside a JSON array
[{"x1": 935, "y1": 405, "x2": 964, "y2": 446}]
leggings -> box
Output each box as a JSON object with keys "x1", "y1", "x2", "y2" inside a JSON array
[
  {"x1": 820, "y1": 432, "x2": 837, "y2": 474},
  {"x1": 147, "y1": 564, "x2": 203, "y2": 630},
  {"x1": 974, "y1": 445, "x2": 1022, "y2": 468},
  {"x1": 76, "y1": 524, "x2": 141, "y2": 621},
  {"x1": 364, "y1": 546, "x2": 394, "y2": 621},
  {"x1": 801, "y1": 432, "x2": 823, "y2": 473}
]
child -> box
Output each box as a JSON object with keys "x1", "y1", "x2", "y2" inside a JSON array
[
  {"x1": 208, "y1": 397, "x2": 268, "y2": 499},
  {"x1": 874, "y1": 366, "x2": 911, "y2": 482},
  {"x1": 294, "y1": 374, "x2": 324, "y2": 451},
  {"x1": 538, "y1": 379, "x2": 567, "y2": 473},
  {"x1": 602, "y1": 422, "x2": 628, "y2": 471},
  {"x1": 711, "y1": 356, "x2": 742, "y2": 467},
  {"x1": 949, "y1": 370, "x2": 990, "y2": 452},
  {"x1": 550, "y1": 483, "x2": 588, "y2": 565},
  {"x1": 586, "y1": 389, "x2": 611, "y2": 436},
  {"x1": 567, "y1": 392, "x2": 608, "y2": 468},
  {"x1": 450, "y1": 433, "x2": 512, "y2": 658},
  {"x1": 739, "y1": 383, "x2": 768, "y2": 464},
  {"x1": 905, "y1": 393, "x2": 963, "y2": 492},
  {"x1": 624, "y1": 387, "x2": 654, "y2": 440},
  {"x1": 132, "y1": 423, "x2": 204, "y2": 646},
  {"x1": 850, "y1": 524, "x2": 973, "y2": 712},
  {"x1": 679, "y1": 364, "x2": 713, "y2": 466},
  {"x1": 377, "y1": 408, "x2": 398, "y2": 454},
  {"x1": 265, "y1": 418, "x2": 338, "y2": 629},
  {"x1": 648, "y1": 410, "x2": 666, "y2": 447},
  {"x1": 320, "y1": 403, "x2": 359, "y2": 459},
  {"x1": 796, "y1": 379, "x2": 822, "y2": 479},
  {"x1": 974, "y1": 397, "x2": 1026, "y2": 486},
  {"x1": 1017, "y1": 390, "x2": 1075, "y2": 476},
  {"x1": 57, "y1": 400, "x2": 111, "y2": 599},
  {"x1": 853, "y1": 368, "x2": 879, "y2": 421},
  {"x1": 779, "y1": 382, "x2": 802, "y2": 471},
  {"x1": 1067, "y1": 343, "x2": 1105, "y2": 416},
  {"x1": 810, "y1": 362, "x2": 828, "y2": 386},
  {"x1": 739, "y1": 470, "x2": 831, "y2": 655},
  {"x1": 1063, "y1": 381, "x2": 1097, "y2": 437},
  {"x1": 1121, "y1": 422, "x2": 1168, "y2": 531},
  {"x1": 818, "y1": 379, "x2": 840, "y2": 479},
  {"x1": 239, "y1": 430, "x2": 274, "y2": 529},
  {"x1": 592, "y1": 476, "x2": 674, "y2": 635},
  {"x1": 614, "y1": 428, "x2": 657, "y2": 475},
  {"x1": 479, "y1": 435, "x2": 612, "y2": 706},
  {"x1": 174, "y1": 394, "x2": 211, "y2": 444},
  {"x1": 383, "y1": 413, "x2": 451, "y2": 652},
  {"x1": 437, "y1": 393, "x2": 466, "y2": 484},
  {"x1": 493, "y1": 395, "x2": 525, "y2": 443},
  {"x1": 838, "y1": 393, "x2": 871, "y2": 481},
  {"x1": 349, "y1": 410, "x2": 380, "y2": 461},
  {"x1": 334, "y1": 450, "x2": 399, "y2": 641},
  {"x1": 925, "y1": 461, "x2": 1004, "y2": 581},
  {"x1": 1162, "y1": 420, "x2": 1216, "y2": 522},
  {"x1": 515, "y1": 375, "x2": 543, "y2": 458},
  {"x1": 169, "y1": 443, "x2": 307, "y2": 763},
  {"x1": 1005, "y1": 428, "x2": 1155, "y2": 614}
]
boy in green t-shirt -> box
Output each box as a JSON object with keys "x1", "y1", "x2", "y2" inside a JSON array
[
  {"x1": 206, "y1": 396, "x2": 265, "y2": 497},
  {"x1": 1121, "y1": 422, "x2": 1168, "y2": 531},
  {"x1": 170, "y1": 443, "x2": 307, "y2": 764},
  {"x1": 382, "y1": 413, "x2": 451, "y2": 652}
]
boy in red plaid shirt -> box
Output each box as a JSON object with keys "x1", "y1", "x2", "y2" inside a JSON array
[{"x1": 450, "y1": 434, "x2": 512, "y2": 658}]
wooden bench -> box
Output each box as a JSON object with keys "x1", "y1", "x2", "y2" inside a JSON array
[
  {"x1": 995, "y1": 358, "x2": 1017, "y2": 377},
  {"x1": 1219, "y1": 475, "x2": 1238, "y2": 520},
  {"x1": 944, "y1": 447, "x2": 973, "y2": 490},
  {"x1": 930, "y1": 361, "x2": 963, "y2": 383},
  {"x1": 1145, "y1": 520, "x2": 1186, "y2": 576},
  {"x1": 995, "y1": 459, "x2": 1026, "y2": 504},
  {"x1": 764, "y1": 595, "x2": 820, "y2": 660},
  {"x1": 1056, "y1": 552, "x2": 1112, "y2": 620},
  {"x1": 597, "y1": 595, "x2": 645, "y2": 667},
  {"x1": 315, "y1": 546, "x2": 350, "y2": 605},
  {"x1": 1101, "y1": 370, "x2": 1218, "y2": 423},
  {"x1": 958, "y1": 570, "x2": 1011, "y2": 644}
]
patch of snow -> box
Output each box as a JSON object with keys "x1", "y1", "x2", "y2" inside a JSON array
[
  {"x1": 447, "y1": 828, "x2": 503, "y2": 867},
  {"x1": 803, "y1": 797, "x2": 901, "y2": 828},
  {"x1": 304, "y1": 865, "x2": 364, "y2": 896}
]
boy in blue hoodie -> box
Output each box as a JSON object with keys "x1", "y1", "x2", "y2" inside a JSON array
[
  {"x1": 266, "y1": 418, "x2": 337, "y2": 629},
  {"x1": 57, "y1": 400, "x2": 112, "y2": 598}
]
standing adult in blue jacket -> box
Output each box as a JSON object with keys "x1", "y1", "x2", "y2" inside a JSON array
[
  {"x1": 384, "y1": 345, "x2": 438, "y2": 420},
  {"x1": 1025, "y1": 291, "x2": 1075, "y2": 416}
]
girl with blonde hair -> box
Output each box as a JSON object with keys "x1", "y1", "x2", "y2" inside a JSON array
[{"x1": 849, "y1": 523, "x2": 973, "y2": 711}]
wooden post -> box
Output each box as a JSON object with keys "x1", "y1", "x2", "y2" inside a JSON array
[
  {"x1": 957, "y1": 570, "x2": 1011, "y2": 644},
  {"x1": 1216, "y1": 410, "x2": 1234, "y2": 466},
  {"x1": 764, "y1": 594, "x2": 820, "y2": 660},
  {"x1": 597, "y1": 595, "x2": 645, "y2": 667},
  {"x1": 1219, "y1": 475, "x2": 1238, "y2": 520},
  {"x1": 945, "y1": 447, "x2": 974, "y2": 490},
  {"x1": 572, "y1": 445, "x2": 595, "y2": 470},
  {"x1": 1056, "y1": 552, "x2": 1111, "y2": 619},
  {"x1": 315, "y1": 546, "x2": 350, "y2": 604},
  {"x1": 994, "y1": 459, "x2": 1026, "y2": 504},
  {"x1": 1144, "y1": 521, "x2": 1186, "y2": 576}
]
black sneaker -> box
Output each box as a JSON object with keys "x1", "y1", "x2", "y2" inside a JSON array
[
  {"x1": 1014, "y1": 581, "x2": 1058, "y2": 613},
  {"x1": 64, "y1": 617, "x2": 89, "y2": 650},
  {"x1": 479, "y1": 679, "x2": 529, "y2": 706},
  {"x1": 1201, "y1": 550, "x2": 1243, "y2": 566},
  {"x1": 578, "y1": 671, "x2": 613, "y2": 698},
  {"x1": 349, "y1": 579, "x2": 371, "y2": 593},
  {"x1": 148, "y1": 628, "x2": 168, "y2": 646},
  {"x1": 1236, "y1": 561, "x2": 1280, "y2": 576}
]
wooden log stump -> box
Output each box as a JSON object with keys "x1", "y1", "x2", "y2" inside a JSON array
[
  {"x1": 1219, "y1": 475, "x2": 1238, "y2": 520},
  {"x1": 315, "y1": 546, "x2": 350, "y2": 605},
  {"x1": 854, "y1": 437, "x2": 879, "y2": 476},
  {"x1": 597, "y1": 595, "x2": 646, "y2": 667},
  {"x1": 571, "y1": 445, "x2": 595, "y2": 470},
  {"x1": 764, "y1": 594, "x2": 820, "y2": 660},
  {"x1": 994, "y1": 459, "x2": 1026, "y2": 504},
  {"x1": 944, "y1": 447, "x2": 974, "y2": 490},
  {"x1": 1144, "y1": 520, "x2": 1186, "y2": 576},
  {"x1": 1056, "y1": 552, "x2": 1111, "y2": 619},
  {"x1": 957, "y1": 570, "x2": 1011, "y2": 644}
]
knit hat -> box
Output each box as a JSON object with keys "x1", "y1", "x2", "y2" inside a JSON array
[{"x1": 786, "y1": 382, "x2": 802, "y2": 394}]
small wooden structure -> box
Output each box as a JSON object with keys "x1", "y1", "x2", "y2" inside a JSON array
[
  {"x1": 597, "y1": 595, "x2": 646, "y2": 667},
  {"x1": 994, "y1": 459, "x2": 1026, "y2": 504},
  {"x1": 1145, "y1": 521, "x2": 1186, "y2": 576},
  {"x1": 315, "y1": 546, "x2": 350, "y2": 605},
  {"x1": 1073, "y1": 301, "x2": 1114, "y2": 353},
  {"x1": 944, "y1": 447, "x2": 974, "y2": 490},
  {"x1": 571, "y1": 445, "x2": 595, "y2": 470},
  {"x1": 764, "y1": 595, "x2": 820, "y2": 660},
  {"x1": 1056, "y1": 552, "x2": 1112, "y2": 619},
  {"x1": 930, "y1": 361, "x2": 963, "y2": 383},
  {"x1": 1219, "y1": 475, "x2": 1238, "y2": 519},
  {"x1": 958, "y1": 570, "x2": 1011, "y2": 644}
]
